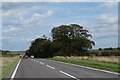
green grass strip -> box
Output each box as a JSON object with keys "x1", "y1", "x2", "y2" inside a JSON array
[
  {"x1": 2, "y1": 58, "x2": 19, "y2": 78},
  {"x1": 48, "y1": 58, "x2": 120, "y2": 73}
]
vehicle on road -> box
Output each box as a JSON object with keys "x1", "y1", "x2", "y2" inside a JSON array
[
  {"x1": 23, "y1": 55, "x2": 29, "y2": 59},
  {"x1": 30, "y1": 55, "x2": 34, "y2": 58}
]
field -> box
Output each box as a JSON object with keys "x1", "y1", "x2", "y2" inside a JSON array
[
  {"x1": 0, "y1": 54, "x2": 20, "y2": 79},
  {"x1": 48, "y1": 56, "x2": 120, "y2": 73}
]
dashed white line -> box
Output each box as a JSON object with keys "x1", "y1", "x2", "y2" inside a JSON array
[
  {"x1": 10, "y1": 59, "x2": 21, "y2": 79},
  {"x1": 60, "y1": 71, "x2": 79, "y2": 80},
  {"x1": 36, "y1": 61, "x2": 39, "y2": 62},
  {"x1": 39, "y1": 62, "x2": 44, "y2": 65},
  {"x1": 49, "y1": 60, "x2": 119, "y2": 75},
  {"x1": 46, "y1": 65, "x2": 55, "y2": 69}
]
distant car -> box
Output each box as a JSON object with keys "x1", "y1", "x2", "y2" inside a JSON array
[
  {"x1": 30, "y1": 55, "x2": 34, "y2": 58},
  {"x1": 23, "y1": 55, "x2": 29, "y2": 59}
]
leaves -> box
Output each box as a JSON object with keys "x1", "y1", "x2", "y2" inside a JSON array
[{"x1": 28, "y1": 24, "x2": 95, "y2": 57}]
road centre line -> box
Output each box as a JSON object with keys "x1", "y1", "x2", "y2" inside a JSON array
[
  {"x1": 60, "y1": 70, "x2": 79, "y2": 80},
  {"x1": 46, "y1": 65, "x2": 55, "y2": 69},
  {"x1": 39, "y1": 62, "x2": 44, "y2": 65},
  {"x1": 36, "y1": 61, "x2": 39, "y2": 62},
  {"x1": 10, "y1": 59, "x2": 22, "y2": 79}
]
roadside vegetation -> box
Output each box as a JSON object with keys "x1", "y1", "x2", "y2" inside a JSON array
[
  {"x1": 1, "y1": 51, "x2": 20, "y2": 79},
  {"x1": 48, "y1": 57, "x2": 120, "y2": 73},
  {"x1": 25, "y1": 24, "x2": 120, "y2": 72},
  {"x1": 27, "y1": 24, "x2": 95, "y2": 57}
]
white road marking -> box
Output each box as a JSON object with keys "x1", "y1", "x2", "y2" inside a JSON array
[
  {"x1": 49, "y1": 60, "x2": 119, "y2": 75},
  {"x1": 46, "y1": 65, "x2": 55, "y2": 69},
  {"x1": 60, "y1": 70, "x2": 79, "y2": 80},
  {"x1": 10, "y1": 59, "x2": 22, "y2": 79},
  {"x1": 36, "y1": 61, "x2": 39, "y2": 62},
  {"x1": 39, "y1": 62, "x2": 44, "y2": 65}
]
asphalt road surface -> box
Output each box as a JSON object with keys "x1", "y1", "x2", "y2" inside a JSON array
[{"x1": 12, "y1": 58, "x2": 119, "y2": 80}]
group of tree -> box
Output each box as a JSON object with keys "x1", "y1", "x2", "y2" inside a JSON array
[
  {"x1": 2, "y1": 50, "x2": 11, "y2": 55},
  {"x1": 27, "y1": 24, "x2": 95, "y2": 58}
]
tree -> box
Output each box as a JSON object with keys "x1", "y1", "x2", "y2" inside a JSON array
[
  {"x1": 51, "y1": 24, "x2": 95, "y2": 56},
  {"x1": 99, "y1": 48, "x2": 102, "y2": 50},
  {"x1": 28, "y1": 37, "x2": 55, "y2": 58}
]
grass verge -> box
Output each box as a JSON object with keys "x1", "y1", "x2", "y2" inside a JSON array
[
  {"x1": 48, "y1": 57, "x2": 120, "y2": 73},
  {"x1": 2, "y1": 56, "x2": 20, "y2": 79}
]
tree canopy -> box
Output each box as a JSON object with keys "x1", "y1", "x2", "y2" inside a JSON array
[
  {"x1": 51, "y1": 24, "x2": 95, "y2": 56},
  {"x1": 27, "y1": 24, "x2": 95, "y2": 58}
]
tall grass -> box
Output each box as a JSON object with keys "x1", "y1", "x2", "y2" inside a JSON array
[
  {"x1": 1, "y1": 56, "x2": 20, "y2": 79},
  {"x1": 54, "y1": 56, "x2": 120, "y2": 64}
]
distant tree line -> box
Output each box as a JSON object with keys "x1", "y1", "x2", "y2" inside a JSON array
[
  {"x1": 1, "y1": 50, "x2": 20, "y2": 57},
  {"x1": 2, "y1": 50, "x2": 10, "y2": 55},
  {"x1": 27, "y1": 24, "x2": 95, "y2": 58},
  {"x1": 98, "y1": 47, "x2": 120, "y2": 51}
]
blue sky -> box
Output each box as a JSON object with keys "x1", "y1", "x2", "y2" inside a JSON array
[{"x1": 1, "y1": 2, "x2": 118, "y2": 51}]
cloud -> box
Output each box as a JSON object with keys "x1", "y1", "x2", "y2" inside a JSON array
[
  {"x1": 90, "y1": 13, "x2": 118, "y2": 39},
  {"x1": 2, "y1": 9, "x2": 26, "y2": 18},
  {"x1": 99, "y1": 2, "x2": 118, "y2": 9},
  {"x1": 98, "y1": 13, "x2": 118, "y2": 24},
  {"x1": 1, "y1": 2, "x2": 118, "y2": 50},
  {"x1": 2, "y1": 2, "x2": 54, "y2": 38},
  {"x1": 31, "y1": 10, "x2": 53, "y2": 20},
  {"x1": 30, "y1": 5, "x2": 41, "y2": 10}
]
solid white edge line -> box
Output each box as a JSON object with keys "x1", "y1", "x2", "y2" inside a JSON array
[
  {"x1": 48, "y1": 59, "x2": 119, "y2": 75},
  {"x1": 60, "y1": 70, "x2": 79, "y2": 80},
  {"x1": 46, "y1": 65, "x2": 55, "y2": 69},
  {"x1": 10, "y1": 59, "x2": 22, "y2": 79}
]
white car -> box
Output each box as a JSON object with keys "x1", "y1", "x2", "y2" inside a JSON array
[{"x1": 30, "y1": 55, "x2": 34, "y2": 58}]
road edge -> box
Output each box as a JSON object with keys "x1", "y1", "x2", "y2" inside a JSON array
[
  {"x1": 47, "y1": 59, "x2": 120, "y2": 75},
  {"x1": 10, "y1": 59, "x2": 22, "y2": 79}
]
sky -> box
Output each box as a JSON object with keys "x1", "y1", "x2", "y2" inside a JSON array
[{"x1": 1, "y1": 1, "x2": 118, "y2": 51}]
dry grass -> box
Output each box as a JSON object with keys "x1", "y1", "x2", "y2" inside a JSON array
[
  {"x1": 54, "y1": 56, "x2": 120, "y2": 64},
  {"x1": 2, "y1": 56, "x2": 19, "y2": 64},
  {"x1": 0, "y1": 58, "x2": 2, "y2": 79},
  {"x1": 0, "y1": 56, "x2": 20, "y2": 79}
]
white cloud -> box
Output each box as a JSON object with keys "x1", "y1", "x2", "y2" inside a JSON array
[
  {"x1": 2, "y1": 9, "x2": 27, "y2": 18},
  {"x1": 47, "y1": 10, "x2": 53, "y2": 16},
  {"x1": 98, "y1": 13, "x2": 118, "y2": 24},
  {"x1": 90, "y1": 13, "x2": 118, "y2": 39},
  {"x1": 31, "y1": 10, "x2": 53, "y2": 21},
  {"x1": 31, "y1": 13, "x2": 44, "y2": 20},
  {"x1": 99, "y1": 2, "x2": 118, "y2": 9},
  {"x1": 30, "y1": 5, "x2": 41, "y2": 10},
  {"x1": 2, "y1": 3, "x2": 54, "y2": 36}
]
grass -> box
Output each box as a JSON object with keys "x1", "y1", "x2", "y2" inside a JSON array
[
  {"x1": 2, "y1": 54, "x2": 20, "y2": 57},
  {"x1": 48, "y1": 57, "x2": 120, "y2": 73},
  {"x1": 1, "y1": 56, "x2": 20, "y2": 79},
  {"x1": 0, "y1": 58, "x2": 2, "y2": 79}
]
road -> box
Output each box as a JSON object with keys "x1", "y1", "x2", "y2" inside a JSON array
[{"x1": 12, "y1": 58, "x2": 119, "y2": 80}]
